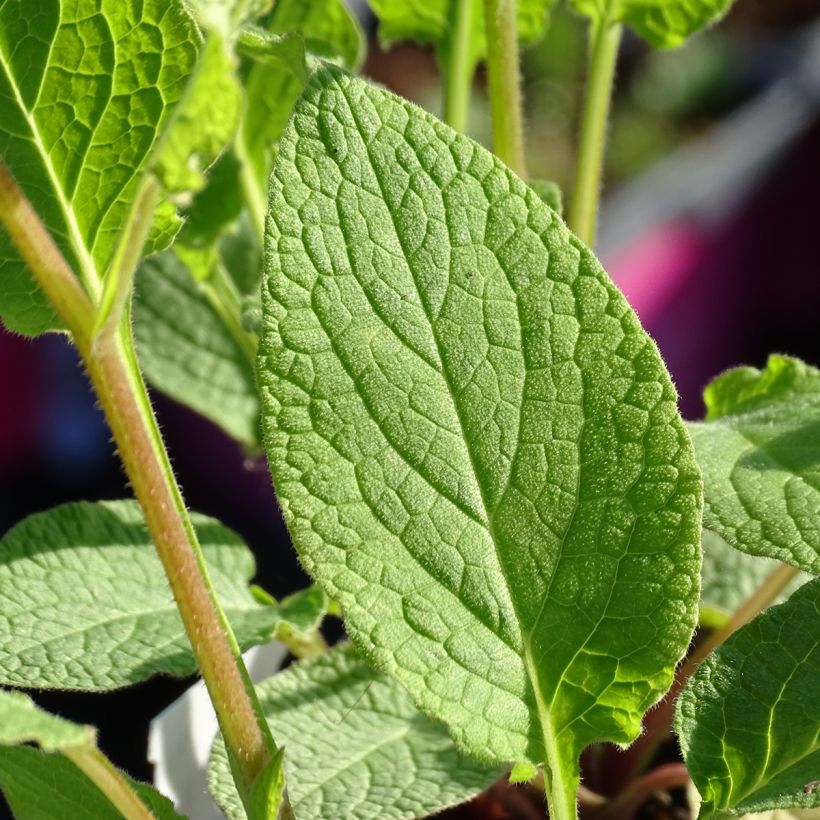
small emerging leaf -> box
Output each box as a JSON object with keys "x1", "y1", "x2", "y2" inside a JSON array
[
  {"x1": 530, "y1": 179, "x2": 563, "y2": 214},
  {"x1": 689, "y1": 355, "x2": 820, "y2": 574},
  {"x1": 568, "y1": 0, "x2": 735, "y2": 49},
  {"x1": 258, "y1": 66, "x2": 702, "y2": 807},
  {"x1": 208, "y1": 644, "x2": 501, "y2": 819},
  {"x1": 677, "y1": 576, "x2": 820, "y2": 817},
  {"x1": 0, "y1": 500, "x2": 283, "y2": 690}
]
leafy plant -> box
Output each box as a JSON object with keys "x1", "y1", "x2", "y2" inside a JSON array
[{"x1": 0, "y1": 1, "x2": 816, "y2": 819}]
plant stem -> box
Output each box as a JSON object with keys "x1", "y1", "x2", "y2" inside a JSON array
[
  {"x1": 0, "y1": 162, "x2": 95, "y2": 351},
  {"x1": 63, "y1": 746, "x2": 155, "y2": 820},
  {"x1": 593, "y1": 763, "x2": 690, "y2": 819},
  {"x1": 95, "y1": 176, "x2": 160, "y2": 336},
  {"x1": 201, "y1": 263, "x2": 258, "y2": 367},
  {"x1": 568, "y1": 20, "x2": 622, "y2": 247},
  {"x1": 441, "y1": 0, "x2": 476, "y2": 132},
  {"x1": 483, "y1": 0, "x2": 527, "y2": 178},
  {"x1": 619, "y1": 561, "x2": 801, "y2": 780},
  {"x1": 236, "y1": 134, "x2": 266, "y2": 241},
  {"x1": 0, "y1": 161, "x2": 284, "y2": 816},
  {"x1": 683, "y1": 561, "x2": 800, "y2": 674}
]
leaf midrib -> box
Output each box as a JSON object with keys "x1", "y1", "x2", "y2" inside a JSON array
[{"x1": 333, "y1": 73, "x2": 563, "y2": 755}]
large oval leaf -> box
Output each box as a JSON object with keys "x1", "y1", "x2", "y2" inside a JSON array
[
  {"x1": 258, "y1": 65, "x2": 702, "y2": 808},
  {"x1": 677, "y1": 576, "x2": 820, "y2": 817}
]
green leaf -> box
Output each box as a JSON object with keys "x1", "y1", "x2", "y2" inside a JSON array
[
  {"x1": 0, "y1": 692, "x2": 183, "y2": 819},
  {"x1": 676, "y1": 576, "x2": 820, "y2": 818},
  {"x1": 208, "y1": 644, "x2": 500, "y2": 819},
  {"x1": 368, "y1": 0, "x2": 553, "y2": 61},
  {"x1": 258, "y1": 66, "x2": 702, "y2": 809},
  {"x1": 0, "y1": 0, "x2": 200, "y2": 336},
  {"x1": 237, "y1": 26, "x2": 310, "y2": 84},
  {"x1": 154, "y1": 35, "x2": 242, "y2": 196},
  {"x1": 700, "y1": 529, "x2": 809, "y2": 627},
  {"x1": 0, "y1": 690, "x2": 93, "y2": 750},
  {"x1": 241, "y1": 0, "x2": 365, "y2": 187},
  {"x1": 0, "y1": 500, "x2": 284, "y2": 690},
  {"x1": 567, "y1": 0, "x2": 735, "y2": 49},
  {"x1": 134, "y1": 250, "x2": 259, "y2": 446},
  {"x1": 689, "y1": 355, "x2": 820, "y2": 575},
  {"x1": 530, "y1": 179, "x2": 563, "y2": 214}
]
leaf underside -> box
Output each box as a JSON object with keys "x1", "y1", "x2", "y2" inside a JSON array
[
  {"x1": 677, "y1": 576, "x2": 820, "y2": 817},
  {"x1": 689, "y1": 355, "x2": 820, "y2": 575},
  {"x1": 208, "y1": 644, "x2": 501, "y2": 819},
  {"x1": 0, "y1": 500, "x2": 280, "y2": 690},
  {"x1": 0, "y1": 0, "x2": 199, "y2": 335},
  {"x1": 258, "y1": 65, "x2": 702, "y2": 783}
]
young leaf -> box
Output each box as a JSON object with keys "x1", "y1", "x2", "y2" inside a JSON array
[
  {"x1": 241, "y1": 0, "x2": 366, "y2": 187},
  {"x1": 0, "y1": 691, "x2": 183, "y2": 819},
  {"x1": 530, "y1": 179, "x2": 563, "y2": 214},
  {"x1": 208, "y1": 644, "x2": 501, "y2": 819},
  {"x1": 700, "y1": 529, "x2": 808, "y2": 627},
  {"x1": 568, "y1": 0, "x2": 734, "y2": 49},
  {"x1": 368, "y1": 0, "x2": 553, "y2": 62},
  {"x1": 0, "y1": 0, "x2": 200, "y2": 336},
  {"x1": 689, "y1": 355, "x2": 820, "y2": 574},
  {"x1": 0, "y1": 500, "x2": 285, "y2": 690},
  {"x1": 677, "y1": 576, "x2": 820, "y2": 818},
  {"x1": 258, "y1": 66, "x2": 702, "y2": 812},
  {"x1": 134, "y1": 251, "x2": 259, "y2": 446}
]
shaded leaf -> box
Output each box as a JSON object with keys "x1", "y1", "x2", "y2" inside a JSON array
[
  {"x1": 0, "y1": 690, "x2": 93, "y2": 750},
  {"x1": 258, "y1": 65, "x2": 702, "y2": 809},
  {"x1": 700, "y1": 529, "x2": 809, "y2": 628},
  {"x1": 689, "y1": 355, "x2": 820, "y2": 575},
  {"x1": 0, "y1": 500, "x2": 282, "y2": 690},
  {"x1": 568, "y1": 0, "x2": 735, "y2": 49},
  {"x1": 208, "y1": 644, "x2": 500, "y2": 819},
  {"x1": 677, "y1": 576, "x2": 820, "y2": 817},
  {"x1": 134, "y1": 251, "x2": 259, "y2": 446}
]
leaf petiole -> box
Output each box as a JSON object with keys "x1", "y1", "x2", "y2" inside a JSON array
[
  {"x1": 441, "y1": 0, "x2": 476, "y2": 132},
  {"x1": 568, "y1": 19, "x2": 622, "y2": 246}
]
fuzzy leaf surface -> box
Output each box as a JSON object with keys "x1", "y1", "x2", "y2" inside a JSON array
[
  {"x1": 689, "y1": 356, "x2": 820, "y2": 575},
  {"x1": 134, "y1": 251, "x2": 259, "y2": 445},
  {"x1": 568, "y1": 0, "x2": 734, "y2": 48},
  {"x1": 0, "y1": 690, "x2": 93, "y2": 750},
  {"x1": 0, "y1": 500, "x2": 281, "y2": 690},
  {"x1": 0, "y1": 0, "x2": 200, "y2": 335},
  {"x1": 677, "y1": 576, "x2": 820, "y2": 817},
  {"x1": 258, "y1": 67, "x2": 702, "y2": 784},
  {"x1": 208, "y1": 644, "x2": 500, "y2": 819}
]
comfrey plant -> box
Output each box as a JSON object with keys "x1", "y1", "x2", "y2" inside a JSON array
[{"x1": 0, "y1": 1, "x2": 817, "y2": 818}]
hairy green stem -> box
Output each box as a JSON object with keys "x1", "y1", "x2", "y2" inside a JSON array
[
  {"x1": 95, "y1": 176, "x2": 160, "y2": 336},
  {"x1": 568, "y1": 20, "x2": 622, "y2": 246},
  {"x1": 483, "y1": 0, "x2": 527, "y2": 178},
  {"x1": 0, "y1": 161, "x2": 284, "y2": 816},
  {"x1": 63, "y1": 746, "x2": 155, "y2": 820},
  {"x1": 201, "y1": 263, "x2": 258, "y2": 367},
  {"x1": 441, "y1": 0, "x2": 476, "y2": 132},
  {"x1": 236, "y1": 134, "x2": 267, "y2": 241}
]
